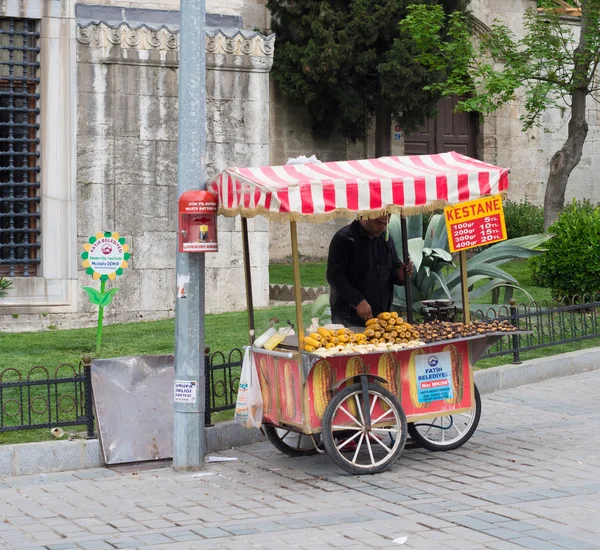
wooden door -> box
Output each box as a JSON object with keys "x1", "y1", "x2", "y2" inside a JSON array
[{"x1": 404, "y1": 96, "x2": 477, "y2": 158}]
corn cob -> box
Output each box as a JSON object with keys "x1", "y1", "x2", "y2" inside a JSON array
[
  {"x1": 377, "y1": 353, "x2": 399, "y2": 407},
  {"x1": 408, "y1": 349, "x2": 429, "y2": 409},
  {"x1": 345, "y1": 356, "x2": 366, "y2": 418},
  {"x1": 317, "y1": 327, "x2": 332, "y2": 339},
  {"x1": 366, "y1": 318, "x2": 379, "y2": 327},
  {"x1": 312, "y1": 360, "x2": 333, "y2": 420},
  {"x1": 309, "y1": 332, "x2": 323, "y2": 342},
  {"x1": 258, "y1": 357, "x2": 271, "y2": 415},
  {"x1": 304, "y1": 345, "x2": 316, "y2": 353},
  {"x1": 443, "y1": 344, "x2": 463, "y2": 404},
  {"x1": 304, "y1": 336, "x2": 322, "y2": 349},
  {"x1": 390, "y1": 312, "x2": 399, "y2": 319},
  {"x1": 284, "y1": 362, "x2": 296, "y2": 418},
  {"x1": 378, "y1": 312, "x2": 391, "y2": 321}
]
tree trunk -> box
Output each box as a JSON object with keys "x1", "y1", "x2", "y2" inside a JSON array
[
  {"x1": 375, "y1": 98, "x2": 392, "y2": 158},
  {"x1": 543, "y1": 89, "x2": 588, "y2": 229},
  {"x1": 543, "y1": 3, "x2": 592, "y2": 229}
]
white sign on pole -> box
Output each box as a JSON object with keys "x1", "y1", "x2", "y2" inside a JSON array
[{"x1": 174, "y1": 380, "x2": 197, "y2": 403}]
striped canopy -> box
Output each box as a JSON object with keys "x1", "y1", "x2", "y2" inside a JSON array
[{"x1": 207, "y1": 152, "x2": 510, "y2": 222}]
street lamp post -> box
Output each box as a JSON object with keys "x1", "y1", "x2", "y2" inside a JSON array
[{"x1": 173, "y1": 0, "x2": 207, "y2": 470}]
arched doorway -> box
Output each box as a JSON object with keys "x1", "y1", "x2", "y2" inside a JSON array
[{"x1": 404, "y1": 96, "x2": 478, "y2": 158}]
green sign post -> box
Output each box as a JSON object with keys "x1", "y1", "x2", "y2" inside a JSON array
[{"x1": 81, "y1": 231, "x2": 130, "y2": 355}]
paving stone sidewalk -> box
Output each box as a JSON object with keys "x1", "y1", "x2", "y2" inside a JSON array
[{"x1": 1, "y1": 370, "x2": 599, "y2": 550}]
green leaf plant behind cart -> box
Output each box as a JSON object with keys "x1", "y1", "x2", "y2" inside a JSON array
[
  {"x1": 388, "y1": 214, "x2": 553, "y2": 314},
  {"x1": 81, "y1": 231, "x2": 130, "y2": 355}
]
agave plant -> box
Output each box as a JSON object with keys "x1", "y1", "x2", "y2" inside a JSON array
[
  {"x1": 388, "y1": 214, "x2": 552, "y2": 313},
  {"x1": 0, "y1": 276, "x2": 12, "y2": 299}
]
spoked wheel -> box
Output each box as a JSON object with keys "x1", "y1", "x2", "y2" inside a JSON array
[
  {"x1": 322, "y1": 382, "x2": 407, "y2": 475},
  {"x1": 408, "y1": 385, "x2": 482, "y2": 451},
  {"x1": 263, "y1": 424, "x2": 322, "y2": 457}
]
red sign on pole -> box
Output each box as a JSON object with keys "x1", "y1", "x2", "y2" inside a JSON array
[{"x1": 444, "y1": 194, "x2": 507, "y2": 253}]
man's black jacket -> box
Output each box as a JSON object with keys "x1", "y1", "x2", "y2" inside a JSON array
[{"x1": 326, "y1": 220, "x2": 405, "y2": 327}]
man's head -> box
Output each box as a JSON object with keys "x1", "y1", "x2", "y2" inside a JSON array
[{"x1": 359, "y1": 214, "x2": 391, "y2": 238}]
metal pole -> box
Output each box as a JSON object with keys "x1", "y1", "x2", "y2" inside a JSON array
[
  {"x1": 174, "y1": 0, "x2": 206, "y2": 471},
  {"x1": 290, "y1": 221, "x2": 304, "y2": 351},
  {"x1": 400, "y1": 216, "x2": 414, "y2": 324},
  {"x1": 460, "y1": 250, "x2": 470, "y2": 325},
  {"x1": 241, "y1": 218, "x2": 255, "y2": 345}
]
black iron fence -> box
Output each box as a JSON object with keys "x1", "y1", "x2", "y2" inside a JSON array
[
  {"x1": 5, "y1": 297, "x2": 600, "y2": 433},
  {"x1": 475, "y1": 296, "x2": 600, "y2": 364},
  {"x1": 0, "y1": 358, "x2": 94, "y2": 436}
]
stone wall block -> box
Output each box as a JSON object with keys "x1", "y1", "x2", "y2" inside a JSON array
[
  {"x1": 77, "y1": 61, "x2": 113, "y2": 95},
  {"x1": 139, "y1": 268, "x2": 175, "y2": 312},
  {"x1": 77, "y1": 134, "x2": 114, "y2": 184},
  {"x1": 77, "y1": 183, "x2": 115, "y2": 239},
  {"x1": 155, "y1": 66, "x2": 179, "y2": 98},
  {"x1": 206, "y1": 99, "x2": 245, "y2": 144},
  {"x1": 109, "y1": 268, "x2": 142, "y2": 313},
  {"x1": 114, "y1": 138, "x2": 157, "y2": 185},
  {"x1": 78, "y1": 92, "x2": 113, "y2": 137},
  {"x1": 114, "y1": 185, "x2": 170, "y2": 234},
  {"x1": 207, "y1": 69, "x2": 251, "y2": 101},
  {"x1": 112, "y1": 63, "x2": 157, "y2": 96},
  {"x1": 111, "y1": 93, "x2": 142, "y2": 138},
  {"x1": 205, "y1": 231, "x2": 233, "y2": 269},
  {"x1": 136, "y1": 232, "x2": 176, "y2": 270},
  {"x1": 156, "y1": 140, "x2": 178, "y2": 186},
  {"x1": 140, "y1": 96, "x2": 178, "y2": 141},
  {"x1": 244, "y1": 100, "x2": 269, "y2": 145}
]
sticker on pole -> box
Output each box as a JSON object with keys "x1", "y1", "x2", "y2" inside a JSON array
[
  {"x1": 444, "y1": 194, "x2": 507, "y2": 253},
  {"x1": 174, "y1": 380, "x2": 197, "y2": 403},
  {"x1": 414, "y1": 352, "x2": 453, "y2": 403}
]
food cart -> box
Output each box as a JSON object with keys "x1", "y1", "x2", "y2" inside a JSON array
[{"x1": 208, "y1": 151, "x2": 516, "y2": 475}]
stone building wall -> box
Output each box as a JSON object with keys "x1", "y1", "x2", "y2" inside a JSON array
[
  {"x1": 74, "y1": 23, "x2": 274, "y2": 325},
  {"x1": 0, "y1": 3, "x2": 275, "y2": 331}
]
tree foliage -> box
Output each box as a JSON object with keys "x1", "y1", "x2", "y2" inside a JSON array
[
  {"x1": 401, "y1": 1, "x2": 600, "y2": 228},
  {"x1": 266, "y1": 0, "x2": 470, "y2": 145}
]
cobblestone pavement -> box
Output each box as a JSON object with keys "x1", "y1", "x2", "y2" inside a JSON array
[{"x1": 1, "y1": 370, "x2": 600, "y2": 550}]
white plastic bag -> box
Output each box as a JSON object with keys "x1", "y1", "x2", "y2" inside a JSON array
[{"x1": 234, "y1": 348, "x2": 264, "y2": 429}]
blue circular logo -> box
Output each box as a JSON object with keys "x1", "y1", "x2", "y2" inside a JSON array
[{"x1": 428, "y1": 356, "x2": 438, "y2": 367}]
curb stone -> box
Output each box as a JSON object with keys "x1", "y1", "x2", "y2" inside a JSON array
[{"x1": 1, "y1": 346, "x2": 599, "y2": 477}]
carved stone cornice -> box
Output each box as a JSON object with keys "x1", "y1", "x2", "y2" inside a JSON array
[{"x1": 77, "y1": 23, "x2": 275, "y2": 72}]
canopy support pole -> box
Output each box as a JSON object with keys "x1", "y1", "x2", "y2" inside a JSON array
[
  {"x1": 400, "y1": 216, "x2": 414, "y2": 324},
  {"x1": 241, "y1": 217, "x2": 255, "y2": 345},
  {"x1": 460, "y1": 250, "x2": 471, "y2": 325},
  {"x1": 290, "y1": 221, "x2": 304, "y2": 351}
]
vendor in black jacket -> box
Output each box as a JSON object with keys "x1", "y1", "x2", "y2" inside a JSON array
[{"x1": 326, "y1": 215, "x2": 413, "y2": 327}]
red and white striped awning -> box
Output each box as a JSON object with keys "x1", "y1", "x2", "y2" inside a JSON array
[{"x1": 207, "y1": 152, "x2": 510, "y2": 222}]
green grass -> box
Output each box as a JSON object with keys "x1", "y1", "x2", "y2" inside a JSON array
[{"x1": 269, "y1": 261, "x2": 327, "y2": 287}]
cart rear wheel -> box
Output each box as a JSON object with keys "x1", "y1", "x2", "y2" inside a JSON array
[
  {"x1": 263, "y1": 425, "x2": 322, "y2": 457},
  {"x1": 408, "y1": 385, "x2": 481, "y2": 451},
  {"x1": 322, "y1": 382, "x2": 407, "y2": 475}
]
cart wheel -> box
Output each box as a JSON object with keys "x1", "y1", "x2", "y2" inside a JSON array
[
  {"x1": 263, "y1": 425, "x2": 322, "y2": 457},
  {"x1": 321, "y1": 382, "x2": 407, "y2": 475},
  {"x1": 408, "y1": 385, "x2": 482, "y2": 452}
]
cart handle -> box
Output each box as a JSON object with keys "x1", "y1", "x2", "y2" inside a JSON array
[{"x1": 244, "y1": 346, "x2": 295, "y2": 360}]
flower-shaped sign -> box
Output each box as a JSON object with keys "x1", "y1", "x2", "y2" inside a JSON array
[{"x1": 81, "y1": 232, "x2": 130, "y2": 281}]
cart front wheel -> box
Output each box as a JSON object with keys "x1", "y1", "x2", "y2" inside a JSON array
[
  {"x1": 408, "y1": 385, "x2": 482, "y2": 452},
  {"x1": 263, "y1": 425, "x2": 322, "y2": 457},
  {"x1": 322, "y1": 382, "x2": 407, "y2": 475}
]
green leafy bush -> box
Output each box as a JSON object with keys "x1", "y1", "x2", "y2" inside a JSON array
[
  {"x1": 530, "y1": 200, "x2": 600, "y2": 298},
  {"x1": 0, "y1": 276, "x2": 12, "y2": 299},
  {"x1": 503, "y1": 200, "x2": 545, "y2": 239}
]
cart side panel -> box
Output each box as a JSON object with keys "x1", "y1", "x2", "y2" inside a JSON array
[
  {"x1": 255, "y1": 352, "x2": 278, "y2": 424},
  {"x1": 276, "y1": 357, "x2": 304, "y2": 427},
  {"x1": 400, "y1": 341, "x2": 474, "y2": 421}
]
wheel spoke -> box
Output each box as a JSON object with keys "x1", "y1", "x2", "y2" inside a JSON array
[
  {"x1": 365, "y1": 432, "x2": 375, "y2": 465},
  {"x1": 370, "y1": 394, "x2": 378, "y2": 417},
  {"x1": 355, "y1": 394, "x2": 365, "y2": 425},
  {"x1": 352, "y1": 433, "x2": 364, "y2": 464},
  {"x1": 331, "y1": 425, "x2": 362, "y2": 431},
  {"x1": 338, "y1": 404, "x2": 362, "y2": 426},
  {"x1": 337, "y1": 429, "x2": 362, "y2": 451},
  {"x1": 369, "y1": 432, "x2": 391, "y2": 452},
  {"x1": 372, "y1": 408, "x2": 394, "y2": 425}
]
